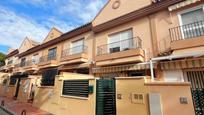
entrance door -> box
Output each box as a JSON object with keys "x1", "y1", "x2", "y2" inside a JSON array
[
  {"x1": 14, "y1": 78, "x2": 21, "y2": 98},
  {"x1": 96, "y1": 79, "x2": 116, "y2": 115},
  {"x1": 186, "y1": 70, "x2": 204, "y2": 115}
]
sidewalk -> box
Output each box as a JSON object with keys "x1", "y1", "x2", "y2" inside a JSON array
[{"x1": 0, "y1": 96, "x2": 52, "y2": 115}]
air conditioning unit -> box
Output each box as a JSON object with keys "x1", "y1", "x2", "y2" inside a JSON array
[{"x1": 110, "y1": 47, "x2": 120, "y2": 53}]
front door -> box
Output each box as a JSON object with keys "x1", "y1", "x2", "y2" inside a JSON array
[
  {"x1": 186, "y1": 70, "x2": 204, "y2": 115},
  {"x1": 96, "y1": 79, "x2": 116, "y2": 115}
]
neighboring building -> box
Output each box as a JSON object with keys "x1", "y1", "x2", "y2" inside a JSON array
[
  {"x1": 0, "y1": 0, "x2": 203, "y2": 115},
  {"x1": 3, "y1": 49, "x2": 19, "y2": 73}
]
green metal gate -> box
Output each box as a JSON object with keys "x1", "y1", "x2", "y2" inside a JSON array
[
  {"x1": 96, "y1": 79, "x2": 116, "y2": 115},
  {"x1": 186, "y1": 71, "x2": 204, "y2": 115}
]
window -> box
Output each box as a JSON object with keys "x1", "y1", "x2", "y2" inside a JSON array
[
  {"x1": 20, "y1": 58, "x2": 26, "y2": 67},
  {"x1": 108, "y1": 29, "x2": 133, "y2": 53},
  {"x1": 32, "y1": 54, "x2": 39, "y2": 64},
  {"x1": 70, "y1": 39, "x2": 84, "y2": 55},
  {"x1": 62, "y1": 80, "x2": 89, "y2": 98},
  {"x1": 128, "y1": 71, "x2": 146, "y2": 77},
  {"x1": 48, "y1": 47, "x2": 57, "y2": 60},
  {"x1": 179, "y1": 6, "x2": 204, "y2": 39},
  {"x1": 7, "y1": 60, "x2": 13, "y2": 65},
  {"x1": 41, "y1": 68, "x2": 58, "y2": 86}
]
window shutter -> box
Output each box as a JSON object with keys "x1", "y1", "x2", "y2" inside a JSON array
[{"x1": 62, "y1": 80, "x2": 89, "y2": 98}]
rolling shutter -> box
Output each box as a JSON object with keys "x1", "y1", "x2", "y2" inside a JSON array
[{"x1": 62, "y1": 80, "x2": 89, "y2": 98}]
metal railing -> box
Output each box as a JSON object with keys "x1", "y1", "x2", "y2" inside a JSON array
[
  {"x1": 61, "y1": 45, "x2": 87, "y2": 58},
  {"x1": 14, "y1": 64, "x2": 20, "y2": 68},
  {"x1": 169, "y1": 20, "x2": 204, "y2": 42},
  {"x1": 39, "y1": 54, "x2": 57, "y2": 63},
  {"x1": 20, "y1": 60, "x2": 38, "y2": 67},
  {"x1": 97, "y1": 37, "x2": 142, "y2": 55},
  {"x1": 7, "y1": 60, "x2": 13, "y2": 65}
]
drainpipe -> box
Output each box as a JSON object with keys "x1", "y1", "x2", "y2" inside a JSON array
[
  {"x1": 150, "y1": 60, "x2": 154, "y2": 80},
  {"x1": 149, "y1": 51, "x2": 204, "y2": 81}
]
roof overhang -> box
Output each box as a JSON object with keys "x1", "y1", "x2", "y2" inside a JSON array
[
  {"x1": 6, "y1": 49, "x2": 19, "y2": 58},
  {"x1": 92, "y1": 0, "x2": 184, "y2": 33},
  {"x1": 11, "y1": 72, "x2": 28, "y2": 78},
  {"x1": 18, "y1": 23, "x2": 92, "y2": 58}
]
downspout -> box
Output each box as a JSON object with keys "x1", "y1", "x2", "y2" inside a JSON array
[
  {"x1": 150, "y1": 60, "x2": 154, "y2": 80},
  {"x1": 90, "y1": 32, "x2": 96, "y2": 75}
]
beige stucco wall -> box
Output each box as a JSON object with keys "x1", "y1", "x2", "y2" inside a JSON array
[
  {"x1": 154, "y1": 2, "x2": 204, "y2": 54},
  {"x1": 95, "y1": 17, "x2": 153, "y2": 62},
  {"x1": 33, "y1": 73, "x2": 96, "y2": 115},
  {"x1": 116, "y1": 77, "x2": 194, "y2": 115},
  {"x1": 116, "y1": 77, "x2": 149, "y2": 115},
  {"x1": 5, "y1": 55, "x2": 18, "y2": 70},
  {"x1": 62, "y1": 31, "x2": 94, "y2": 62},
  {"x1": 32, "y1": 31, "x2": 93, "y2": 70},
  {"x1": 19, "y1": 38, "x2": 35, "y2": 54},
  {"x1": 96, "y1": 1, "x2": 203, "y2": 57},
  {"x1": 17, "y1": 78, "x2": 35, "y2": 103},
  {"x1": 43, "y1": 28, "x2": 63, "y2": 43},
  {"x1": 146, "y1": 82, "x2": 195, "y2": 115},
  {"x1": 5, "y1": 86, "x2": 16, "y2": 99},
  {"x1": 93, "y1": 0, "x2": 152, "y2": 26}
]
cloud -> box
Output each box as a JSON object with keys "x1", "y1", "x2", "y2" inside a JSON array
[
  {"x1": 0, "y1": 0, "x2": 108, "y2": 51},
  {"x1": 60, "y1": 0, "x2": 107, "y2": 23},
  {"x1": 0, "y1": 6, "x2": 74, "y2": 49},
  {"x1": 42, "y1": 17, "x2": 76, "y2": 32},
  {"x1": 0, "y1": 7, "x2": 48, "y2": 48},
  {"x1": 13, "y1": 0, "x2": 54, "y2": 7}
]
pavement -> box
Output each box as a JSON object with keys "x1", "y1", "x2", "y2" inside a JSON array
[{"x1": 0, "y1": 96, "x2": 52, "y2": 115}]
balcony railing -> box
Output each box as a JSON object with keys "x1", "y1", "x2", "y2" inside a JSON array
[
  {"x1": 7, "y1": 60, "x2": 13, "y2": 65},
  {"x1": 39, "y1": 54, "x2": 57, "y2": 63},
  {"x1": 14, "y1": 64, "x2": 20, "y2": 68},
  {"x1": 20, "y1": 60, "x2": 38, "y2": 67},
  {"x1": 169, "y1": 20, "x2": 204, "y2": 42},
  {"x1": 97, "y1": 37, "x2": 142, "y2": 56},
  {"x1": 61, "y1": 45, "x2": 87, "y2": 58}
]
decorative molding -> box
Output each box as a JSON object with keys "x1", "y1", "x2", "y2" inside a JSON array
[{"x1": 112, "y1": 0, "x2": 121, "y2": 9}]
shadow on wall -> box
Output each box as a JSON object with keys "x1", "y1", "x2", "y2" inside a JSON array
[{"x1": 33, "y1": 86, "x2": 54, "y2": 109}]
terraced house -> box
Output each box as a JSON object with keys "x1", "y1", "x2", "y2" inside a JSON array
[{"x1": 0, "y1": 0, "x2": 203, "y2": 115}]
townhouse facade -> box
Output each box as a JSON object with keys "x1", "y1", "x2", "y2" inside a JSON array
[{"x1": 0, "y1": 0, "x2": 203, "y2": 115}]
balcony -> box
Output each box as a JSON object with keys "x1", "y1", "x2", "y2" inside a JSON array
[
  {"x1": 169, "y1": 20, "x2": 204, "y2": 50},
  {"x1": 38, "y1": 54, "x2": 57, "y2": 68},
  {"x1": 95, "y1": 37, "x2": 145, "y2": 66},
  {"x1": 60, "y1": 45, "x2": 88, "y2": 65},
  {"x1": 13, "y1": 64, "x2": 21, "y2": 72},
  {"x1": 0, "y1": 66, "x2": 6, "y2": 71},
  {"x1": 6, "y1": 60, "x2": 14, "y2": 69},
  {"x1": 6, "y1": 64, "x2": 14, "y2": 69},
  {"x1": 20, "y1": 60, "x2": 38, "y2": 71}
]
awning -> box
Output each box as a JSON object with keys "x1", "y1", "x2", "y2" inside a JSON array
[
  {"x1": 58, "y1": 63, "x2": 89, "y2": 70},
  {"x1": 92, "y1": 63, "x2": 156, "y2": 74},
  {"x1": 11, "y1": 72, "x2": 28, "y2": 78},
  {"x1": 168, "y1": 0, "x2": 201, "y2": 11},
  {"x1": 160, "y1": 57, "x2": 204, "y2": 70}
]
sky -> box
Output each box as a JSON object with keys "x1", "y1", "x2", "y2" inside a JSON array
[{"x1": 0, "y1": 0, "x2": 107, "y2": 54}]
